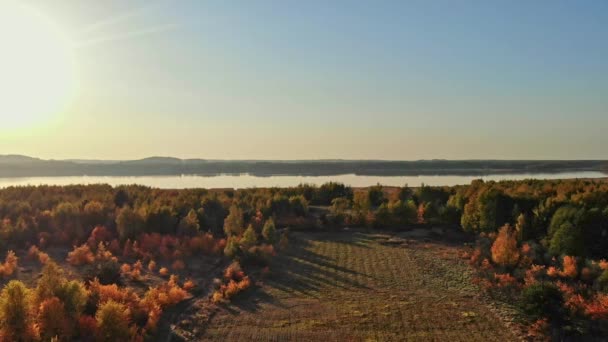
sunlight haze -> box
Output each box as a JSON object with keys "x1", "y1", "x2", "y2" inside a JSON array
[{"x1": 2, "y1": 0, "x2": 607, "y2": 160}]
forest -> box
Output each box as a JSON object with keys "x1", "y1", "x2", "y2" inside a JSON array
[{"x1": 0, "y1": 179, "x2": 607, "y2": 340}]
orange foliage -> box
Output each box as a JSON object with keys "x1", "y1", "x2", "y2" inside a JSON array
[
  {"x1": 27, "y1": 246, "x2": 50, "y2": 265},
  {"x1": 120, "y1": 264, "x2": 132, "y2": 274},
  {"x1": 561, "y1": 256, "x2": 578, "y2": 278},
  {"x1": 211, "y1": 291, "x2": 224, "y2": 303},
  {"x1": 469, "y1": 248, "x2": 482, "y2": 265},
  {"x1": 159, "y1": 267, "x2": 169, "y2": 277},
  {"x1": 88, "y1": 279, "x2": 140, "y2": 308},
  {"x1": 585, "y1": 293, "x2": 608, "y2": 320},
  {"x1": 141, "y1": 277, "x2": 190, "y2": 310},
  {"x1": 524, "y1": 265, "x2": 546, "y2": 286},
  {"x1": 416, "y1": 203, "x2": 426, "y2": 224},
  {"x1": 224, "y1": 262, "x2": 244, "y2": 281},
  {"x1": 547, "y1": 266, "x2": 560, "y2": 278},
  {"x1": 519, "y1": 243, "x2": 534, "y2": 268},
  {"x1": 87, "y1": 225, "x2": 112, "y2": 249},
  {"x1": 38, "y1": 296, "x2": 71, "y2": 340},
  {"x1": 95, "y1": 242, "x2": 117, "y2": 263},
  {"x1": 183, "y1": 279, "x2": 195, "y2": 291},
  {"x1": 490, "y1": 224, "x2": 519, "y2": 267},
  {"x1": 556, "y1": 281, "x2": 586, "y2": 315},
  {"x1": 493, "y1": 273, "x2": 519, "y2": 288},
  {"x1": 527, "y1": 318, "x2": 550, "y2": 342},
  {"x1": 213, "y1": 264, "x2": 252, "y2": 302},
  {"x1": 147, "y1": 260, "x2": 157, "y2": 273},
  {"x1": 0, "y1": 251, "x2": 18, "y2": 277},
  {"x1": 144, "y1": 303, "x2": 162, "y2": 331},
  {"x1": 66, "y1": 244, "x2": 94, "y2": 266}
]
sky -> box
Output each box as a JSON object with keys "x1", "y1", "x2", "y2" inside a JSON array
[{"x1": 1, "y1": 0, "x2": 607, "y2": 160}]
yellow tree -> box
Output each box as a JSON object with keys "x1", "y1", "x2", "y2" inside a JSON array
[
  {"x1": 95, "y1": 300, "x2": 131, "y2": 342},
  {"x1": 0, "y1": 280, "x2": 36, "y2": 341}
]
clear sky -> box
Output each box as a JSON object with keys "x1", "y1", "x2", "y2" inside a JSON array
[{"x1": 1, "y1": 0, "x2": 607, "y2": 160}]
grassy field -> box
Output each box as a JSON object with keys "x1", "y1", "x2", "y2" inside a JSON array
[{"x1": 201, "y1": 230, "x2": 518, "y2": 341}]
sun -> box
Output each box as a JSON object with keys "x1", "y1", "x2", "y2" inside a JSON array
[{"x1": 0, "y1": 2, "x2": 76, "y2": 129}]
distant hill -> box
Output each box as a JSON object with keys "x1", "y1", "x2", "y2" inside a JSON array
[
  {"x1": 0, "y1": 154, "x2": 42, "y2": 163},
  {"x1": 122, "y1": 157, "x2": 185, "y2": 165},
  {"x1": 0, "y1": 155, "x2": 607, "y2": 177}
]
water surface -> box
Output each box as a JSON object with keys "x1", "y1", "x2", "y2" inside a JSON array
[{"x1": 0, "y1": 172, "x2": 605, "y2": 189}]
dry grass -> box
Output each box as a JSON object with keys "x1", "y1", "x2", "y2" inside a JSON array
[{"x1": 202, "y1": 230, "x2": 518, "y2": 341}]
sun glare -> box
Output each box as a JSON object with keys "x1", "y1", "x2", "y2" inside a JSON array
[{"x1": 0, "y1": 2, "x2": 76, "y2": 129}]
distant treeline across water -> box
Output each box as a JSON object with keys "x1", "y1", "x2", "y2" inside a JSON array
[{"x1": 1, "y1": 156, "x2": 607, "y2": 177}]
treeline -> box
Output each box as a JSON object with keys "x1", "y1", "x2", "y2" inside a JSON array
[
  {"x1": 1, "y1": 179, "x2": 608, "y2": 339},
  {"x1": 445, "y1": 179, "x2": 608, "y2": 340}
]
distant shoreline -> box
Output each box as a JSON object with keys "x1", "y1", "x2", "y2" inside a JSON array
[{"x1": 0, "y1": 155, "x2": 607, "y2": 178}]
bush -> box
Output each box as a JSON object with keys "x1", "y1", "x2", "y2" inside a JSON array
[
  {"x1": 83, "y1": 259, "x2": 121, "y2": 285},
  {"x1": 67, "y1": 244, "x2": 95, "y2": 266},
  {"x1": 314, "y1": 182, "x2": 353, "y2": 205},
  {"x1": 95, "y1": 300, "x2": 131, "y2": 342},
  {"x1": 0, "y1": 250, "x2": 18, "y2": 278},
  {"x1": 521, "y1": 283, "x2": 564, "y2": 321},
  {"x1": 549, "y1": 222, "x2": 584, "y2": 256}
]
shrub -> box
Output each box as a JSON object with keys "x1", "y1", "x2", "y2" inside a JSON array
[
  {"x1": 67, "y1": 244, "x2": 95, "y2": 266},
  {"x1": 549, "y1": 222, "x2": 584, "y2": 256},
  {"x1": 0, "y1": 251, "x2": 18, "y2": 278},
  {"x1": 120, "y1": 263, "x2": 132, "y2": 275},
  {"x1": 183, "y1": 279, "x2": 195, "y2": 291},
  {"x1": 147, "y1": 260, "x2": 157, "y2": 273},
  {"x1": 83, "y1": 259, "x2": 121, "y2": 285},
  {"x1": 561, "y1": 256, "x2": 578, "y2": 279},
  {"x1": 521, "y1": 283, "x2": 564, "y2": 321},
  {"x1": 224, "y1": 262, "x2": 244, "y2": 281},
  {"x1": 95, "y1": 300, "x2": 131, "y2": 342}
]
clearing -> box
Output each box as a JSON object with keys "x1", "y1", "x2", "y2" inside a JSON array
[{"x1": 199, "y1": 229, "x2": 518, "y2": 341}]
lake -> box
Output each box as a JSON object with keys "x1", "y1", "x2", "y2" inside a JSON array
[{"x1": 0, "y1": 171, "x2": 605, "y2": 189}]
